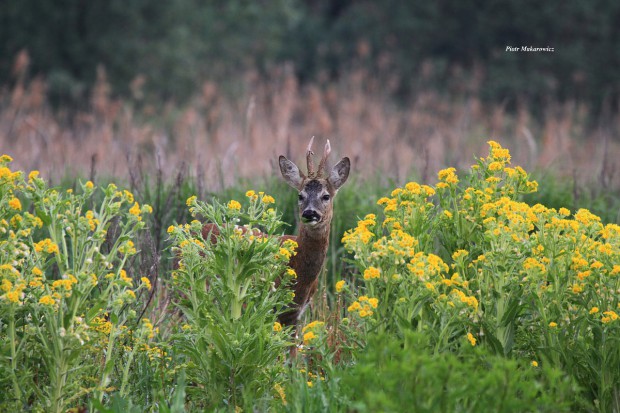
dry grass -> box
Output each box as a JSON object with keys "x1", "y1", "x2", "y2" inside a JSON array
[{"x1": 2, "y1": 54, "x2": 619, "y2": 189}]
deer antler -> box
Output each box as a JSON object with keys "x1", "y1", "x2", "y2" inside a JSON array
[
  {"x1": 306, "y1": 136, "x2": 316, "y2": 176},
  {"x1": 317, "y1": 139, "x2": 331, "y2": 176}
]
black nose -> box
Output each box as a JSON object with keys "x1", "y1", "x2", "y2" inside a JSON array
[{"x1": 302, "y1": 210, "x2": 321, "y2": 222}]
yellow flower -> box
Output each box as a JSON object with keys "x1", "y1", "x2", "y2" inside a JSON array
[
  {"x1": 32, "y1": 267, "x2": 43, "y2": 277},
  {"x1": 302, "y1": 321, "x2": 325, "y2": 333},
  {"x1": 278, "y1": 248, "x2": 292, "y2": 260},
  {"x1": 335, "y1": 280, "x2": 345, "y2": 293},
  {"x1": 466, "y1": 332, "x2": 476, "y2": 346},
  {"x1": 85, "y1": 180, "x2": 94, "y2": 189},
  {"x1": 307, "y1": 381, "x2": 313, "y2": 388},
  {"x1": 363, "y1": 266, "x2": 381, "y2": 280},
  {"x1": 438, "y1": 167, "x2": 459, "y2": 185},
  {"x1": 488, "y1": 161, "x2": 503, "y2": 171},
  {"x1": 1, "y1": 154, "x2": 13, "y2": 163},
  {"x1": 348, "y1": 301, "x2": 361, "y2": 312},
  {"x1": 39, "y1": 295, "x2": 56, "y2": 306},
  {"x1": 123, "y1": 190, "x2": 134, "y2": 203},
  {"x1": 228, "y1": 200, "x2": 242, "y2": 210},
  {"x1": 8, "y1": 198, "x2": 21, "y2": 211},
  {"x1": 558, "y1": 207, "x2": 570, "y2": 216},
  {"x1": 129, "y1": 202, "x2": 141, "y2": 217},
  {"x1": 186, "y1": 195, "x2": 197, "y2": 206},
  {"x1": 34, "y1": 239, "x2": 59, "y2": 254},
  {"x1": 367, "y1": 298, "x2": 379, "y2": 308},
  {"x1": 531, "y1": 360, "x2": 538, "y2": 367},
  {"x1": 29, "y1": 279, "x2": 43, "y2": 288},
  {"x1": 286, "y1": 268, "x2": 297, "y2": 278},
  {"x1": 602, "y1": 311, "x2": 619, "y2": 323},
  {"x1": 589, "y1": 307, "x2": 599, "y2": 315},
  {"x1": 28, "y1": 170, "x2": 40, "y2": 181},
  {"x1": 303, "y1": 331, "x2": 317, "y2": 345},
  {"x1": 443, "y1": 210, "x2": 453, "y2": 219},
  {"x1": 119, "y1": 269, "x2": 133, "y2": 287},
  {"x1": 262, "y1": 195, "x2": 275, "y2": 204},
  {"x1": 452, "y1": 250, "x2": 468, "y2": 260},
  {"x1": 548, "y1": 322, "x2": 558, "y2": 328},
  {"x1": 5, "y1": 291, "x2": 20, "y2": 303},
  {"x1": 141, "y1": 277, "x2": 152, "y2": 291},
  {"x1": 120, "y1": 240, "x2": 137, "y2": 255},
  {"x1": 273, "y1": 322, "x2": 282, "y2": 332},
  {"x1": 167, "y1": 225, "x2": 175, "y2": 233}
]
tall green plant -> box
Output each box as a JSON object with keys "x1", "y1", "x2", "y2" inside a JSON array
[
  {"x1": 0, "y1": 155, "x2": 151, "y2": 411},
  {"x1": 340, "y1": 142, "x2": 620, "y2": 412},
  {"x1": 169, "y1": 191, "x2": 295, "y2": 410}
]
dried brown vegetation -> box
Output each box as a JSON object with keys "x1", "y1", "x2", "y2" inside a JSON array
[{"x1": 2, "y1": 53, "x2": 619, "y2": 189}]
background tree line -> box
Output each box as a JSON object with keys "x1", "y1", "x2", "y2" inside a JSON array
[{"x1": 1, "y1": 0, "x2": 619, "y2": 114}]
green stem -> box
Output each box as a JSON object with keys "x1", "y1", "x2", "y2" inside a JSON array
[
  {"x1": 119, "y1": 346, "x2": 137, "y2": 397},
  {"x1": 98, "y1": 322, "x2": 117, "y2": 403},
  {"x1": 51, "y1": 300, "x2": 68, "y2": 413},
  {"x1": 8, "y1": 310, "x2": 22, "y2": 405},
  {"x1": 51, "y1": 352, "x2": 68, "y2": 413}
]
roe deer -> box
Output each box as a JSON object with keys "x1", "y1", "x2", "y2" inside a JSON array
[
  {"x1": 276, "y1": 137, "x2": 350, "y2": 326},
  {"x1": 200, "y1": 137, "x2": 350, "y2": 330}
]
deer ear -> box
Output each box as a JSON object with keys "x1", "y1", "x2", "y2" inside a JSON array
[
  {"x1": 279, "y1": 156, "x2": 304, "y2": 189},
  {"x1": 329, "y1": 157, "x2": 350, "y2": 191}
]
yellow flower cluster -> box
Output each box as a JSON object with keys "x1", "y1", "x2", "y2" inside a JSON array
[
  {"x1": 34, "y1": 238, "x2": 60, "y2": 254},
  {"x1": 227, "y1": 199, "x2": 242, "y2": 210},
  {"x1": 601, "y1": 311, "x2": 619, "y2": 324},
  {"x1": 275, "y1": 239, "x2": 298, "y2": 261},
  {"x1": 302, "y1": 320, "x2": 325, "y2": 345},
  {"x1": 437, "y1": 167, "x2": 459, "y2": 187},
  {"x1": 84, "y1": 210, "x2": 100, "y2": 231},
  {"x1": 335, "y1": 280, "x2": 346, "y2": 292},
  {"x1": 363, "y1": 266, "x2": 381, "y2": 280},
  {"x1": 348, "y1": 296, "x2": 379, "y2": 318},
  {"x1": 466, "y1": 332, "x2": 477, "y2": 346},
  {"x1": 141, "y1": 276, "x2": 152, "y2": 291},
  {"x1": 342, "y1": 213, "x2": 376, "y2": 247},
  {"x1": 119, "y1": 240, "x2": 137, "y2": 255},
  {"x1": 341, "y1": 140, "x2": 620, "y2": 363},
  {"x1": 92, "y1": 316, "x2": 112, "y2": 335}
]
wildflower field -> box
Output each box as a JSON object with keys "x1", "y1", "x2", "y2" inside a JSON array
[{"x1": 1, "y1": 142, "x2": 620, "y2": 412}]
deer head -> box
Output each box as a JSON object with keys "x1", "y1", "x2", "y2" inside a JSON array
[{"x1": 279, "y1": 137, "x2": 350, "y2": 232}]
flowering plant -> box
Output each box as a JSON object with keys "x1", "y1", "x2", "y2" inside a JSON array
[
  {"x1": 341, "y1": 142, "x2": 619, "y2": 410},
  {"x1": 0, "y1": 156, "x2": 151, "y2": 412},
  {"x1": 169, "y1": 190, "x2": 295, "y2": 409}
]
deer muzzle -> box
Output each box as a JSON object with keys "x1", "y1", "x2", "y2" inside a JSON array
[{"x1": 301, "y1": 209, "x2": 321, "y2": 224}]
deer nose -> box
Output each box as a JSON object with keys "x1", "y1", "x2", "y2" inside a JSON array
[{"x1": 301, "y1": 209, "x2": 321, "y2": 223}]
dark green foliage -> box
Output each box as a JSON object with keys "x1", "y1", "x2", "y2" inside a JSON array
[
  {"x1": 1, "y1": 0, "x2": 618, "y2": 110},
  {"x1": 340, "y1": 332, "x2": 584, "y2": 413}
]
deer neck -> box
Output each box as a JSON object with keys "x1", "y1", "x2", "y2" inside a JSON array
[{"x1": 291, "y1": 223, "x2": 331, "y2": 282}]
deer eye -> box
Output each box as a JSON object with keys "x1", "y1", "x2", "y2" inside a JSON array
[
  {"x1": 322, "y1": 194, "x2": 330, "y2": 201},
  {"x1": 298, "y1": 193, "x2": 305, "y2": 201}
]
